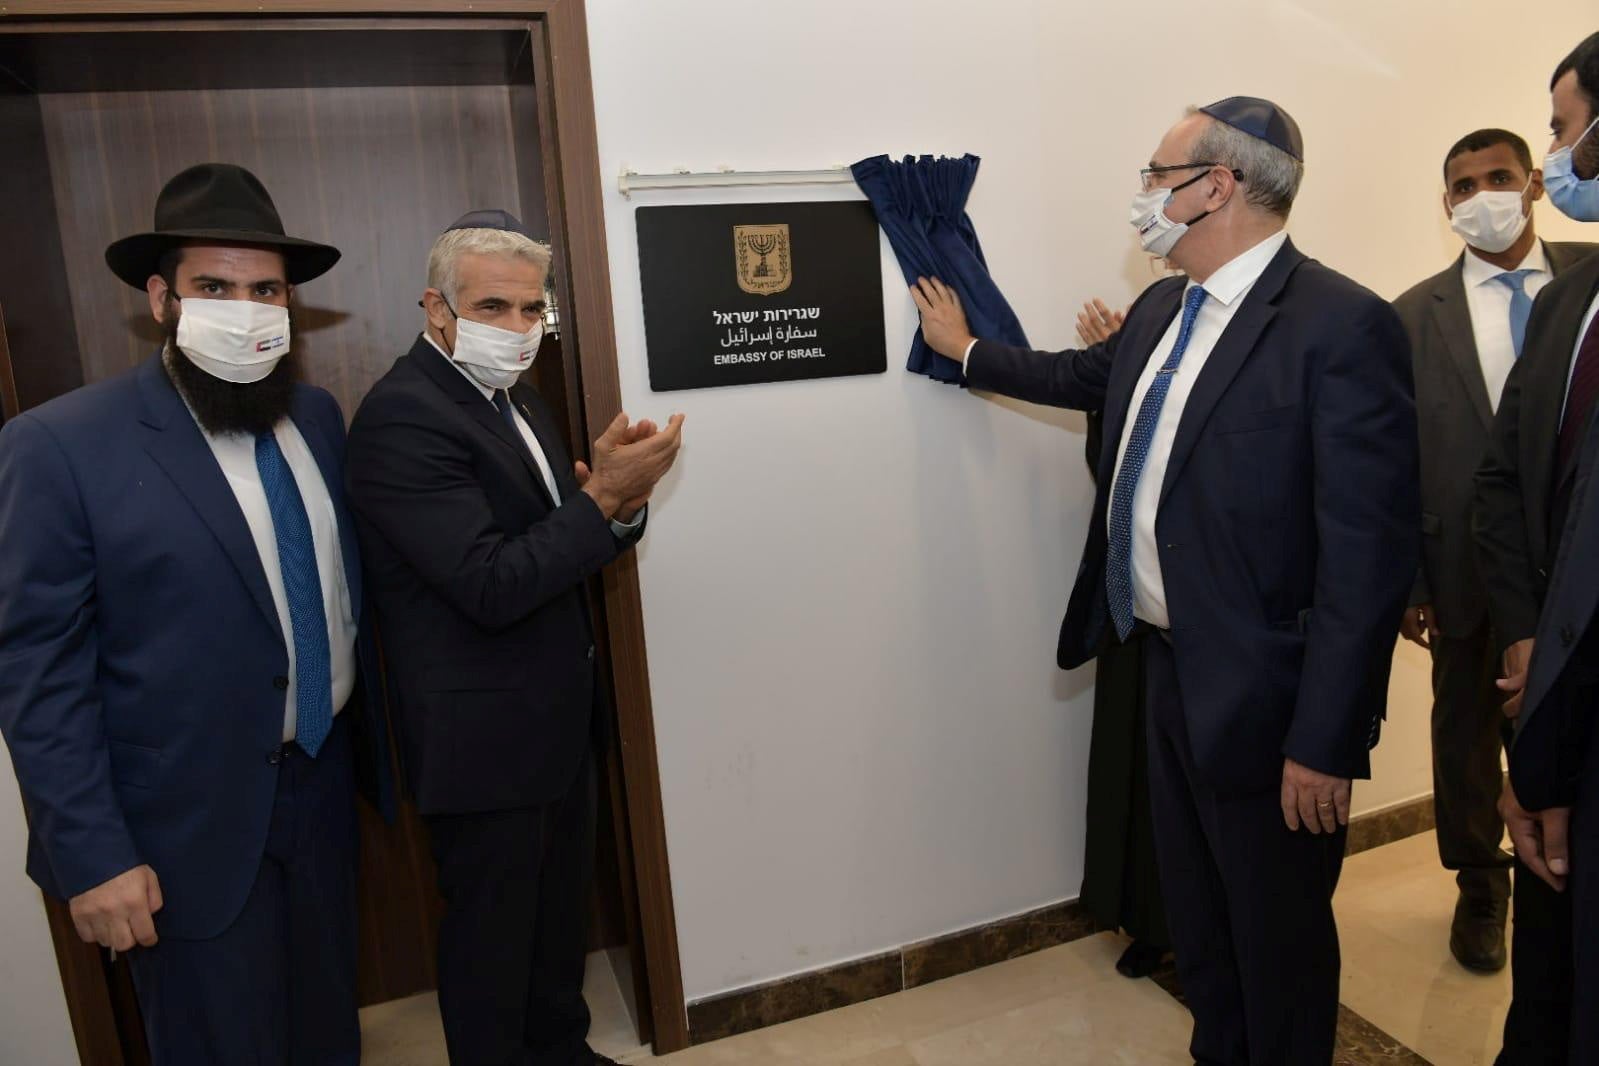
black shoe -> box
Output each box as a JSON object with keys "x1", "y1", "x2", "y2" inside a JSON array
[
  {"x1": 1115, "y1": 939, "x2": 1169, "y2": 979},
  {"x1": 1449, "y1": 890, "x2": 1508, "y2": 973}
]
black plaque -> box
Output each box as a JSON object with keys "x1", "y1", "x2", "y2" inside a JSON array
[{"x1": 636, "y1": 201, "x2": 886, "y2": 392}]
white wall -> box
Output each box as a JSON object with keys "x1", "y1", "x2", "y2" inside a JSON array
[
  {"x1": 0, "y1": 761, "x2": 79, "y2": 1065},
  {"x1": 588, "y1": 0, "x2": 1595, "y2": 1002}
]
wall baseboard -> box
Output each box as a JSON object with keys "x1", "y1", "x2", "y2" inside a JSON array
[
  {"x1": 685, "y1": 792, "x2": 1437, "y2": 1046},
  {"x1": 1346, "y1": 793, "x2": 1435, "y2": 857}
]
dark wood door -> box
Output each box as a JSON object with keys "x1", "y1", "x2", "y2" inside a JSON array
[{"x1": 0, "y1": 7, "x2": 690, "y2": 1058}]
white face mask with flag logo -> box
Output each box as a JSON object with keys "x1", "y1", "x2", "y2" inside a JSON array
[
  {"x1": 448, "y1": 314, "x2": 543, "y2": 391},
  {"x1": 174, "y1": 297, "x2": 291, "y2": 384}
]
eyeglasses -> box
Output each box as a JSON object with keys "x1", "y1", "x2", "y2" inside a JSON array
[{"x1": 1139, "y1": 161, "x2": 1245, "y2": 192}]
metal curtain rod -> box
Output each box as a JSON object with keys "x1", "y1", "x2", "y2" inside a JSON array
[{"x1": 618, "y1": 165, "x2": 856, "y2": 199}]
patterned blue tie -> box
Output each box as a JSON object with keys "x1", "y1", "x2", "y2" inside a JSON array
[
  {"x1": 1106, "y1": 285, "x2": 1209, "y2": 640},
  {"x1": 1493, "y1": 269, "x2": 1535, "y2": 359},
  {"x1": 255, "y1": 431, "x2": 333, "y2": 757}
]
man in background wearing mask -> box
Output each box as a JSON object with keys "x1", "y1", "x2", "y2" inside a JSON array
[
  {"x1": 345, "y1": 211, "x2": 682, "y2": 1066},
  {"x1": 1392, "y1": 128, "x2": 1595, "y2": 985},
  {"x1": 912, "y1": 98, "x2": 1418, "y2": 1064},
  {"x1": 0, "y1": 163, "x2": 394, "y2": 1064},
  {"x1": 1478, "y1": 30, "x2": 1599, "y2": 1065}
]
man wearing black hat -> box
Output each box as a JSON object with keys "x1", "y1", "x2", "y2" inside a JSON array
[
  {"x1": 346, "y1": 211, "x2": 682, "y2": 1066},
  {"x1": 913, "y1": 98, "x2": 1418, "y2": 1063},
  {"x1": 0, "y1": 163, "x2": 394, "y2": 1065}
]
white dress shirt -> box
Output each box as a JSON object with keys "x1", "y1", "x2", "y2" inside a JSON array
[
  {"x1": 423, "y1": 334, "x2": 643, "y2": 536},
  {"x1": 1109, "y1": 231, "x2": 1288, "y2": 630},
  {"x1": 961, "y1": 232, "x2": 1287, "y2": 629},
  {"x1": 1460, "y1": 241, "x2": 1552, "y2": 413},
  {"x1": 168, "y1": 352, "x2": 357, "y2": 743}
]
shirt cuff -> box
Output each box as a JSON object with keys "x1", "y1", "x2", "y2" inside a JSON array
[
  {"x1": 961, "y1": 338, "x2": 978, "y2": 372},
  {"x1": 610, "y1": 505, "x2": 646, "y2": 538}
]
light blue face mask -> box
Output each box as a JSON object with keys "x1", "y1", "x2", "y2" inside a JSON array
[{"x1": 1545, "y1": 112, "x2": 1599, "y2": 222}]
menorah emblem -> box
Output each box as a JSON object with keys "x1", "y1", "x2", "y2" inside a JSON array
[
  {"x1": 748, "y1": 232, "x2": 778, "y2": 277},
  {"x1": 733, "y1": 223, "x2": 792, "y2": 295}
]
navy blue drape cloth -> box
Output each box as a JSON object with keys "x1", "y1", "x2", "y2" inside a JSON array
[{"x1": 851, "y1": 153, "x2": 1029, "y2": 384}]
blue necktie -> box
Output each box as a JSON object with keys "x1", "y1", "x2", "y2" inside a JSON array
[
  {"x1": 492, "y1": 389, "x2": 527, "y2": 445},
  {"x1": 255, "y1": 431, "x2": 333, "y2": 757},
  {"x1": 1106, "y1": 285, "x2": 1208, "y2": 641},
  {"x1": 1493, "y1": 269, "x2": 1536, "y2": 359}
]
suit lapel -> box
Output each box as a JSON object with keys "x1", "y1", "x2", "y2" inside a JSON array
[
  {"x1": 1431, "y1": 258, "x2": 1495, "y2": 430},
  {"x1": 136, "y1": 355, "x2": 283, "y2": 640},
  {"x1": 410, "y1": 335, "x2": 557, "y2": 507},
  {"x1": 1157, "y1": 240, "x2": 1304, "y2": 509},
  {"x1": 289, "y1": 394, "x2": 363, "y2": 621},
  {"x1": 1529, "y1": 259, "x2": 1599, "y2": 505},
  {"x1": 509, "y1": 384, "x2": 573, "y2": 504}
]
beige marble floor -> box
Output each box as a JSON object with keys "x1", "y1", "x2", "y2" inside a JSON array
[
  {"x1": 360, "y1": 951, "x2": 647, "y2": 1065},
  {"x1": 1336, "y1": 830, "x2": 1512, "y2": 1066},
  {"x1": 362, "y1": 829, "x2": 1514, "y2": 1066},
  {"x1": 634, "y1": 933, "x2": 1195, "y2": 1066}
]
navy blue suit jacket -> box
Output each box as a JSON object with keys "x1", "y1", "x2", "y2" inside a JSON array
[
  {"x1": 1512, "y1": 394, "x2": 1599, "y2": 813},
  {"x1": 346, "y1": 337, "x2": 641, "y2": 816},
  {"x1": 0, "y1": 355, "x2": 394, "y2": 940},
  {"x1": 967, "y1": 239, "x2": 1419, "y2": 792}
]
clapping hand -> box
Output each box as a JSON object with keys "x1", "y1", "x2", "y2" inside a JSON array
[
  {"x1": 577, "y1": 412, "x2": 684, "y2": 521},
  {"x1": 1075, "y1": 298, "x2": 1126, "y2": 346}
]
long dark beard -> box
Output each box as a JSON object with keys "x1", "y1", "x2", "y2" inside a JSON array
[{"x1": 162, "y1": 298, "x2": 301, "y2": 437}]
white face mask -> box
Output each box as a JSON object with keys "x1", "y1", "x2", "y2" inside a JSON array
[
  {"x1": 448, "y1": 312, "x2": 543, "y2": 391},
  {"x1": 1449, "y1": 181, "x2": 1531, "y2": 254},
  {"x1": 1129, "y1": 169, "x2": 1219, "y2": 259},
  {"x1": 174, "y1": 298, "x2": 291, "y2": 384}
]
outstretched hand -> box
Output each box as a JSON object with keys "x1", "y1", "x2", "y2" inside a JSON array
[{"x1": 909, "y1": 277, "x2": 975, "y2": 362}]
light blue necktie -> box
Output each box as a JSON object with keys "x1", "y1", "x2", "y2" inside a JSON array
[
  {"x1": 1106, "y1": 285, "x2": 1208, "y2": 641},
  {"x1": 1493, "y1": 269, "x2": 1536, "y2": 359},
  {"x1": 255, "y1": 431, "x2": 333, "y2": 757}
]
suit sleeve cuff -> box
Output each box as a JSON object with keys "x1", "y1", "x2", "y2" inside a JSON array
[{"x1": 961, "y1": 338, "x2": 979, "y2": 373}]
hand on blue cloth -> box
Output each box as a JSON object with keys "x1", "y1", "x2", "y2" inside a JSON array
[{"x1": 909, "y1": 277, "x2": 975, "y2": 363}]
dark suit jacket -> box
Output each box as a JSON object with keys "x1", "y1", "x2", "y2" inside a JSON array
[
  {"x1": 1511, "y1": 392, "x2": 1599, "y2": 812},
  {"x1": 345, "y1": 336, "x2": 641, "y2": 816},
  {"x1": 1394, "y1": 242, "x2": 1598, "y2": 638},
  {"x1": 967, "y1": 239, "x2": 1419, "y2": 792},
  {"x1": 0, "y1": 356, "x2": 394, "y2": 940},
  {"x1": 1475, "y1": 250, "x2": 1599, "y2": 653}
]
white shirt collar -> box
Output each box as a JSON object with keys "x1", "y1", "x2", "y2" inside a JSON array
[
  {"x1": 1461, "y1": 240, "x2": 1551, "y2": 289},
  {"x1": 423, "y1": 331, "x2": 496, "y2": 401},
  {"x1": 1186, "y1": 230, "x2": 1290, "y2": 308}
]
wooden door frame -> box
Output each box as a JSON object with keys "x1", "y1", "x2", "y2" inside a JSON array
[{"x1": 0, "y1": 0, "x2": 690, "y2": 1055}]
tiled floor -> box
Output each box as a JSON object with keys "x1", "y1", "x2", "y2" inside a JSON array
[
  {"x1": 1336, "y1": 831, "x2": 1512, "y2": 1065},
  {"x1": 361, "y1": 829, "x2": 1517, "y2": 1065},
  {"x1": 360, "y1": 951, "x2": 647, "y2": 1065}
]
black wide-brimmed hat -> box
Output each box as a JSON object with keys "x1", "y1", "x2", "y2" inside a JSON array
[{"x1": 104, "y1": 163, "x2": 341, "y2": 289}]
